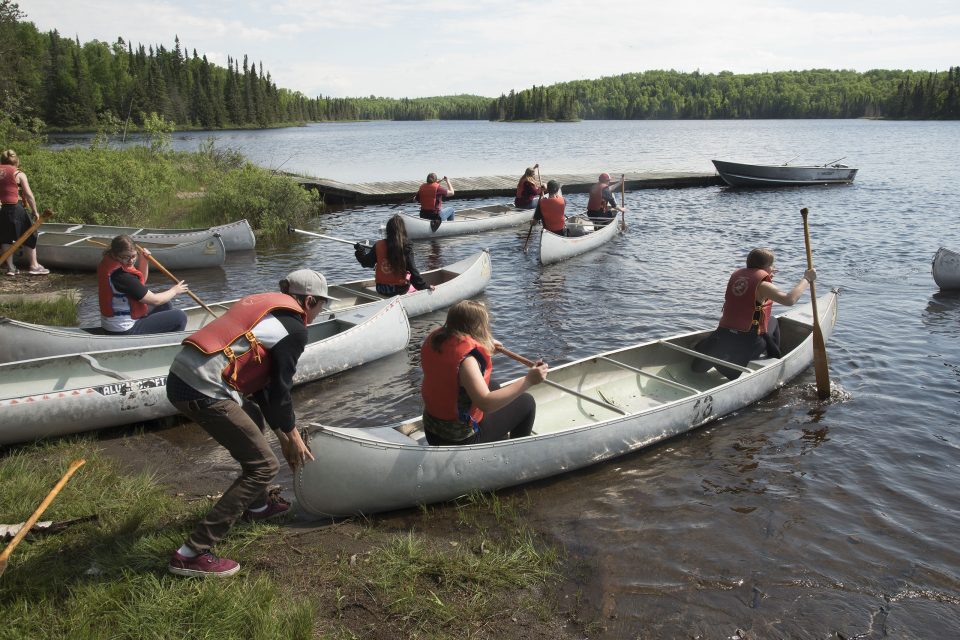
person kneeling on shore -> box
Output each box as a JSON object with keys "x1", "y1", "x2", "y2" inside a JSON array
[{"x1": 165, "y1": 269, "x2": 335, "y2": 577}]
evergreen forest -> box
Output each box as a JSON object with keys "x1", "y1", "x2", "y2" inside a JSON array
[{"x1": 1, "y1": 1, "x2": 957, "y2": 136}]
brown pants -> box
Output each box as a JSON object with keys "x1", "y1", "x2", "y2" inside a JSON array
[{"x1": 172, "y1": 398, "x2": 279, "y2": 552}]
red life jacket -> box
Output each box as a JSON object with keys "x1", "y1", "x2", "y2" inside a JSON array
[
  {"x1": 587, "y1": 182, "x2": 608, "y2": 212},
  {"x1": 421, "y1": 330, "x2": 492, "y2": 425},
  {"x1": 719, "y1": 268, "x2": 773, "y2": 334},
  {"x1": 539, "y1": 196, "x2": 566, "y2": 233},
  {"x1": 418, "y1": 182, "x2": 441, "y2": 215},
  {"x1": 97, "y1": 256, "x2": 148, "y2": 320},
  {"x1": 374, "y1": 240, "x2": 409, "y2": 286},
  {"x1": 183, "y1": 293, "x2": 306, "y2": 394},
  {"x1": 0, "y1": 166, "x2": 21, "y2": 204}
]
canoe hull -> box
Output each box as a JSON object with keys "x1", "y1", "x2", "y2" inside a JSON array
[
  {"x1": 19, "y1": 233, "x2": 226, "y2": 271},
  {"x1": 0, "y1": 250, "x2": 489, "y2": 363},
  {"x1": 712, "y1": 159, "x2": 858, "y2": 187},
  {"x1": 539, "y1": 216, "x2": 623, "y2": 265},
  {"x1": 39, "y1": 219, "x2": 256, "y2": 252},
  {"x1": 399, "y1": 205, "x2": 534, "y2": 239},
  {"x1": 932, "y1": 247, "x2": 960, "y2": 290},
  {"x1": 0, "y1": 299, "x2": 410, "y2": 445},
  {"x1": 295, "y1": 291, "x2": 839, "y2": 516}
]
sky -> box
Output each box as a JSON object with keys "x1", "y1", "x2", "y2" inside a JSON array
[{"x1": 19, "y1": 0, "x2": 960, "y2": 99}]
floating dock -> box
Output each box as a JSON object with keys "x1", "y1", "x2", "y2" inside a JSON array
[{"x1": 294, "y1": 171, "x2": 721, "y2": 205}]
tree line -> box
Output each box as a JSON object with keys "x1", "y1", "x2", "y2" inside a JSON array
[{"x1": 490, "y1": 68, "x2": 960, "y2": 121}]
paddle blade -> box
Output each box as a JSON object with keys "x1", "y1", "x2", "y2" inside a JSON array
[{"x1": 811, "y1": 323, "x2": 831, "y2": 400}]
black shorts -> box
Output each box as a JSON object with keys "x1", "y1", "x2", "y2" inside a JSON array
[{"x1": 0, "y1": 203, "x2": 37, "y2": 248}]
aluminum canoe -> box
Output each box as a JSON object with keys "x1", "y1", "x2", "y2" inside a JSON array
[
  {"x1": 19, "y1": 232, "x2": 226, "y2": 271},
  {"x1": 0, "y1": 250, "x2": 490, "y2": 363},
  {"x1": 397, "y1": 204, "x2": 534, "y2": 239},
  {"x1": 38, "y1": 219, "x2": 256, "y2": 252},
  {"x1": 294, "y1": 290, "x2": 839, "y2": 517},
  {"x1": 712, "y1": 159, "x2": 858, "y2": 187},
  {"x1": 538, "y1": 215, "x2": 624, "y2": 265},
  {"x1": 0, "y1": 297, "x2": 410, "y2": 446},
  {"x1": 932, "y1": 247, "x2": 960, "y2": 290}
]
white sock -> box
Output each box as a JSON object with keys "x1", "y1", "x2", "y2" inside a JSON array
[{"x1": 177, "y1": 544, "x2": 198, "y2": 558}]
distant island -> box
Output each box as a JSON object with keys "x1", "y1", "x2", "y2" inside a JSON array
[{"x1": 1, "y1": 4, "x2": 956, "y2": 134}]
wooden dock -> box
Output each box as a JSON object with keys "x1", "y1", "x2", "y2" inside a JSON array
[{"x1": 293, "y1": 171, "x2": 722, "y2": 205}]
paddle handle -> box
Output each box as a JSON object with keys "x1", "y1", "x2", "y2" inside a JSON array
[
  {"x1": 0, "y1": 459, "x2": 85, "y2": 576},
  {"x1": 289, "y1": 226, "x2": 363, "y2": 247},
  {"x1": 496, "y1": 345, "x2": 536, "y2": 367},
  {"x1": 0, "y1": 209, "x2": 53, "y2": 265}
]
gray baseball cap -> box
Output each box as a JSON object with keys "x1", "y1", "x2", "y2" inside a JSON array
[{"x1": 282, "y1": 269, "x2": 340, "y2": 300}]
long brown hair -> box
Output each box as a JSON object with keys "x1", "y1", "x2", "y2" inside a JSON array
[
  {"x1": 383, "y1": 214, "x2": 409, "y2": 275},
  {"x1": 105, "y1": 234, "x2": 137, "y2": 260},
  {"x1": 429, "y1": 300, "x2": 494, "y2": 354}
]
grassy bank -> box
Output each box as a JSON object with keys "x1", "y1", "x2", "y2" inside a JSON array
[
  {"x1": 0, "y1": 441, "x2": 578, "y2": 639},
  {"x1": 3, "y1": 125, "x2": 323, "y2": 242}
]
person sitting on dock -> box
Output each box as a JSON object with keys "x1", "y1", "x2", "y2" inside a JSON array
[
  {"x1": 97, "y1": 235, "x2": 189, "y2": 335},
  {"x1": 692, "y1": 248, "x2": 816, "y2": 380},
  {"x1": 586, "y1": 172, "x2": 625, "y2": 221},
  {"x1": 417, "y1": 173, "x2": 455, "y2": 224},
  {"x1": 354, "y1": 214, "x2": 434, "y2": 295},
  {"x1": 420, "y1": 300, "x2": 548, "y2": 446},
  {"x1": 514, "y1": 166, "x2": 543, "y2": 209},
  {"x1": 165, "y1": 269, "x2": 334, "y2": 577},
  {"x1": 533, "y1": 180, "x2": 567, "y2": 235}
]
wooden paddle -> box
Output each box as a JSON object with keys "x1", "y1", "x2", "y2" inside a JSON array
[
  {"x1": 288, "y1": 225, "x2": 368, "y2": 248},
  {"x1": 88, "y1": 238, "x2": 218, "y2": 319},
  {"x1": 0, "y1": 208, "x2": 53, "y2": 266},
  {"x1": 494, "y1": 345, "x2": 627, "y2": 415},
  {"x1": 521, "y1": 164, "x2": 542, "y2": 253},
  {"x1": 619, "y1": 173, "x2": 626, "y2": 230},
  {"x1": 390, "y1": 191, "x2": 418, "y2": 209},
  {"x1": 0, "y1": 459, "x2": 85, "y2": 577},
  {"x1": 801, "y1": 207, "x2": 830, "y2": 400}
]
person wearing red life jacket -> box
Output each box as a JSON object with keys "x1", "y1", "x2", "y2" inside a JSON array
[
  {"x1": 420, "y1": 300, "x2": 548, "y2": 446},
  {"x1": 1, "y1": 149, "x2": 48, "y2": 276},
  {"x1": 692, "y1": 248, "x2": 817, "y2": 380},
  {"x1": 165, "y1": 269, "x2": 336, "y2": 577},
  {"x1": 514, "y1": 166, "x2": 543, "y2": 209},
  {"x1": 354, "y1": 214, "x2": 434, "y2": 295},
  {"x1": 533, "y1": 180, "x2": 566, "y2": 235},
  {"x1": 97, "y1": 234, "x2": 189, "y2": 335},
  {"x1": 416, "y1": 173, "x2": 455, "y2": 224},
  {"x1": 585, "y1": 172, "x2": 625, "y2": 221}
]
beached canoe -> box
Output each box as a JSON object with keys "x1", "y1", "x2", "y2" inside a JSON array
[
  {"x1": 0, "y1": 298, "x2": 410, "y2": 446},
  {"x1": 38, "y1": 219, "x2": 256, "y2": 252},
  {"x1": 0, "y1": 250, "x2": 490, "y2": 363},
  {"x1": 712, "y1": 159, "x2": 858, "y2": 187},
  {"x1": 294, "y1": 290, "x2": 839, "y2": 516},
  {"x1": 397, "y1": 204, "x2": 534, "y2": 239},
  {"x1": 16, "y1": 232, "x2": 226, "y2": 271},
  {"x1": 932, "y1": 247, "x2": 960, "y2": 290},
  {"x1": 539, "y1": 215, "x2": 624, "y2": 265}
]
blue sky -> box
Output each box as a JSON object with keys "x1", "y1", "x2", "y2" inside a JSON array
[{"x1": 20, "y1": 0, "x2": 960, "y2": 98}]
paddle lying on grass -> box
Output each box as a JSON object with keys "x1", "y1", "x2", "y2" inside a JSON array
[
  {"x1": 87, "y1": 237, "x2": 219, "y2": 319},
  {"x1": 801, "y1": 207, "x2": 831, "y2": 400},
  {"x1": 0, "y1": 458, "x2": 85, "y2": 577},
  {"x1": 495, "y1": 345, "x2": 627, "y2": 415},
  {"x1": 288, "y1": 225, "x2": 369, "y2": 248},
  {"x1": 0, "y1": 208, "x2": 53, "y2": 266}
]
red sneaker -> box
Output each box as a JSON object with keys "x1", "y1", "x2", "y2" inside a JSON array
[
  {"x1": 168, "y1": 550, "x2": 240, "y2": 577},
  {"x1": 242, "y1": 494, "x2": 291, "y2": 522}
]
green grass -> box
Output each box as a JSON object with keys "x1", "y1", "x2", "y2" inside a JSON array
[
  {"x1": 0, "y1": 296, "x2": 78, "y2": 325},
  {"x1": 0, "y1": 441, "x2": 314, "y2": 640}
]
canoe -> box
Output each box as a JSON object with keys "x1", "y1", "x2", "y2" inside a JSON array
[
  {"x1": 397, "y1": 204, "x2": 534, "y2": 239},
  {"x1": 539, "y1": 215, "x2": 623, "y2": 265},
  {"x1": 294, "y1": 290, "x2": 839, "y2": 516},
  {"x1": 0, "y1": 298, "x2": 410, "y2": 446},
  {"x1": 712, "y1": 159, "x2": 858, "y2": 187},
  {"x1": 932, "y1": 247, "x2": 960, "y2": 290},
  {"x1": 38, "y1": 219, "x2": 256, "y2": 252},
  {"x1": 0, "y1": 250, "x2": 490, "y2": 363},
  {"x1": 16, "y1": 232, "x2": 226, "y2": 271}
]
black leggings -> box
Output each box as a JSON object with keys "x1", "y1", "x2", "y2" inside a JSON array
[{"x1": 425, "y1": 392, "x2": 537, "y2": 446}]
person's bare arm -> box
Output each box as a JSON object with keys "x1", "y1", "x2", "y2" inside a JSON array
[{"x1": 757, "y1": 269, "x2": 816, "y2": 306}]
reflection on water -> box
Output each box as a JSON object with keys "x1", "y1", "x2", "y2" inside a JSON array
[{"x1": 63, "y1": 119, "x2": 960, "y2": 637}]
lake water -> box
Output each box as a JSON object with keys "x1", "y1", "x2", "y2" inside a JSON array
[{"x1": 59, "y1": 119, "x2": 960, "y2": 637}]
